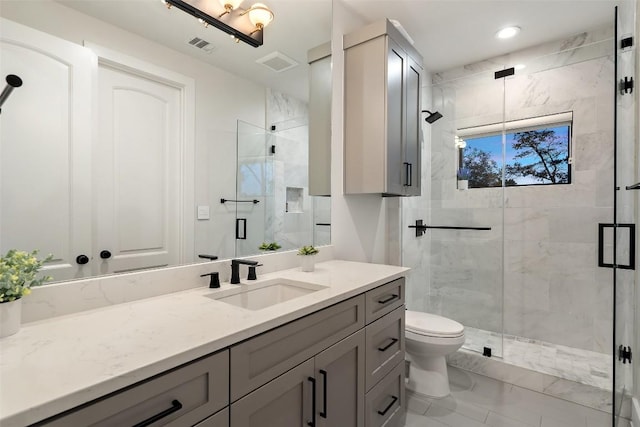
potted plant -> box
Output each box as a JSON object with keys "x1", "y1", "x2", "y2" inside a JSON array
[
  {"x1": 258, "y1": 242, "x2": 281, "y2": 251},
  {"x1": 457, "y1": 167, "x2": 470, "y2": 190},
  {"x1": 297, "y1": 245, "x2": 319, "y2": 272},
  {"x1": 0, "y1": 249, "x2": 52, "y2": 338}
]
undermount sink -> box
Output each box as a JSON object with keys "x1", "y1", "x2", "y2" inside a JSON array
[{"x1": 205, "y1": 278, "x2": 327, "y2": 310}]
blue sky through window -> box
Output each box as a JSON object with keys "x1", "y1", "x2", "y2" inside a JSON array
[{"x1": 462, "y1": 125, "x2": 570, "y2": 187}]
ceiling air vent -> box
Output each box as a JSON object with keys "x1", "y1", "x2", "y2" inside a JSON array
[
  {"x1": 256, "y1": 51, "x2": 298, "y2": 72},
  {"x1": 187, "y1": 37, "x2": 215, "y2": 54}
]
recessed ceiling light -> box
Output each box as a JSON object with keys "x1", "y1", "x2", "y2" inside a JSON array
[
  {"x1": 514, "y1": 64, "x2": 526, "y2": 70},
  {"x1": 496, "y1": 26, "x2": 521, "y2": 39}
]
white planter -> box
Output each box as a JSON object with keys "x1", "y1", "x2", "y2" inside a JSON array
[
  {"x1": 300, "y1": 255, "x2": 316, "y2": 272},
  {"x1": 0, "y1": 299, "x2": 22, "y2": 338},
  {"x1": 458, "y1": 180, "x2": 468, "y2": 190}
]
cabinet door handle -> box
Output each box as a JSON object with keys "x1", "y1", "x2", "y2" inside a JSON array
[
  {"x1": 307, "y1": 376, "x2": 316, "y2": 427},
  {"x1": 319, "y1": 369, "x2": 328, "y2": 418},
  {"x1": 403, "y1": 162, "x2": 410, "y2": 186},
  {"x1": 377, "y1": 294, "x2": 399, "y2": 304},
  {"x1": 377, "y1": 395, "x2": 398, "y2": 416},
  {"x1": 132, "y1": 399, "x2": 182, "y2": 427},
  {"x1": 377, "y1": 338, "x2": 399, "y2": 352}
]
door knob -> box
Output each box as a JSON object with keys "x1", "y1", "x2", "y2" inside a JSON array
[
  {"x1": 100, "y1": 250, "x2": 112, "y2": 259},
  {"x1": 76, "y1": 254, "x2": 89, "y2": 265}
]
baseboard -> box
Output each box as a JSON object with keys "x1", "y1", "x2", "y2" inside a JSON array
[{"x1": 632, "y1": 397, "x2": 639, "y2": 427}]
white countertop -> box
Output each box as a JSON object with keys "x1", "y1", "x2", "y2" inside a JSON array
[{"x1": 0, "y1": 260, "x2": 408, "y2": 426}]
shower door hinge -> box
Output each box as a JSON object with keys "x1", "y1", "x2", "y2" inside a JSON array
[
  {"x1": 619, "y1": 76, "x2": 634, "y2": 95},
  {"x1": 621, "y1": 36, "x2": 634, "y2": 50},
  {"x1": 619, "y1": 345, "x2": 632, "y2": 364},
  {"x1": 494, "y1": 67, "x2": 515, "y2": 79}
]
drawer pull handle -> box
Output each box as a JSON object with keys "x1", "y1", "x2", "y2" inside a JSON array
[
  {"x1": 132, "y1": 399, "x2": 182, "y2": 427},
  {"x1": 377, "y1": 294, "x2": 399, "y2": 304},
  {"x1": 378, "y1": 338, "x2": 399, "y2": 352},
  {"x1": 307, "y1": 376, "x2": 316, "y2": 427},
  {"x1": 319, "y1": 369, "x2": 328, "y2": 418},
  {"x1": 377, "y1": 395, "x2": 398, "y2": 416}
]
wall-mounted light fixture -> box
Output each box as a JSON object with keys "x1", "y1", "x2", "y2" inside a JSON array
[{"x1": 163, "y1": 0, "x2": 274, "y2": 47}]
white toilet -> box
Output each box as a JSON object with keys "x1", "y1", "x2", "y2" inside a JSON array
[{"x1": 405, "y1": 310, "x2": 465, "y2": 398}]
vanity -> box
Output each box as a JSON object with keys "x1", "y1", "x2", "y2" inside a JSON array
[{"x1": 0, "y1": 260, "x2": 408, "y2": 427}]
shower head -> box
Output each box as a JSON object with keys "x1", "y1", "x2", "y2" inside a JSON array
[
  {"x1": 422, "y1": 110, "x2": 443, "y2": 124},
  {"x1": 0, "y1": 74, "x2": 23, "y2": 114}
]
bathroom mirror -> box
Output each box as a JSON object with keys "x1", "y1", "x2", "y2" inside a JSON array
[{"x1": 0, "y1": 0, "x2": 331, "y2": 283}]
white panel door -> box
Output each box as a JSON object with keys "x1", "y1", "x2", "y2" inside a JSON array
[
  {"x1": 95, "y1": 64, "x2": 182, "y2": 274},
  {"x1": 0, "y1": 18, "x2": 95, "y2": 281}
]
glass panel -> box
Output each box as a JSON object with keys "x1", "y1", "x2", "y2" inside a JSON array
[
  {"x1": 614, "y1": 2, "x2": 636, "y2": 424},
  {"x1": 402, "y1": 68, "x2": 506, "y2": 358},
  {"x1": 503, "y1": 27, "x2": 615, "y2": 400},
  {"x1": 236, "y1": 120, "x2": 271, "y2": 257},
  {"x1": 269, "y1": 118, "x2": 315, "y2": 251}
]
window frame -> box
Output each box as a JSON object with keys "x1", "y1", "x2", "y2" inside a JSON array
[{"x1": 456, "y1": 112, "x2": 573, "y2": 188}]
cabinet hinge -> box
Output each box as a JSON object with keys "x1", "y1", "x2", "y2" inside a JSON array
[
  {"x1": 619, "y1": 345, "x2": 632, "y2": 364},
  {"x1": 620, "y1": 76, "x2": 634, "y2": 95}
]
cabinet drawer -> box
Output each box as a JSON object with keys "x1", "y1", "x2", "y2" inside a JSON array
[
  {"x1": 365, "y1": 277, "x2": 405, "y2": 324},
  {"x1": 365, "y1": 361, "x2": 405, "y2": 427},
  {"x1": 194, "y1": 408, "x2": 228, "y2": 427},
  {"x1": 365, "y1": 305, "x2": 405, "y2": 391},
  {"x1": 230, "y1": 295, "x2": 365, "y2": 401},
  {"x1": 41, "y1": 350, "x2": 229, "y2": 427}
]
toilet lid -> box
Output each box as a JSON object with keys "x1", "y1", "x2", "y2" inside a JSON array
[{"x1": 405, "y1": 311, "x2": 465, "y2": 338}]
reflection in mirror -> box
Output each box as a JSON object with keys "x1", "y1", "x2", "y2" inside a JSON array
[{"x1": 0, "y1": 0, "x2": 331, "y2": 283}]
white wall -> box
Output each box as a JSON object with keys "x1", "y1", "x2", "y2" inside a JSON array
[
  {"x1": 0, "y1": 0, "x2": 266, "y2": 262},
  {"x1": 331, "y1": 0, "x2": 401, "y2": 265}
]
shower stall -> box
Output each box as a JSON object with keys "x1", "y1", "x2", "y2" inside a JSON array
[{"x1": 402, "y1": 4, "x2": 636, "y2": 424}]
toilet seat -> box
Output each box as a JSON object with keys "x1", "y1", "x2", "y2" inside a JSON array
[{"x1": 406, "y1": 310, "x2": 464, "y2": 338}]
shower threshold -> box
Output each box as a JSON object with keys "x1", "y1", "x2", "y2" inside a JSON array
[{"x1": 462, "y1": 326, "x2": 612, "y2": 390}]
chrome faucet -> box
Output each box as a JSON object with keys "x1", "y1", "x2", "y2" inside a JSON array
[{"x1": 230, "y1": 259, "x2": 259, "y2": 284}]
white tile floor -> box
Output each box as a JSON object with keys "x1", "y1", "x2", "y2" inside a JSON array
[
  {"x1": 403, "y1": 366, "x2": 628, "y2": 427},
  {"x1": 464, "y1": 327, "x2": 612, "y2": 390}
]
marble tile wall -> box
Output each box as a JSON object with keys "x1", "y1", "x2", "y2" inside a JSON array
[
  {"x1": 406, "y1": 27, "x2": 616, "y2": 355},
  {"x1": 265, "y1": 89, "x2": 314, "y2": 251}
]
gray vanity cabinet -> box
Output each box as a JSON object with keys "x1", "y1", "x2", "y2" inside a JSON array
[
  {"x1": 344, "y1": 19, "x2": 423, "y2": 196},
  {"x1": 39, "y1": 349, "x2": 229, "y2": 427},
  {"x1": 230, "y1": 330, "x2": 366, "y2": 427},
  {"x1": 230, "y1": 359, "x2": 315, "y2": 427},
  {"x1": 314, "y1": 329, "x2": 366, "y2": 427},
  {"x1": 34, "y1": 277, "x2": 405, "y2": 427}
]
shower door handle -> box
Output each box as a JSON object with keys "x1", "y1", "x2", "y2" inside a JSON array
[
  {"x1": 598, "y1": 223, "x2": 635, "y2": 269},
  {"x1": 236, "y1": 218, "x2": 247, "y2": 240}
]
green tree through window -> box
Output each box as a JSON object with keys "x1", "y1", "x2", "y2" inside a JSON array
[{"x1": 461, "y1": 124, "x2": 570, "y2": 188}]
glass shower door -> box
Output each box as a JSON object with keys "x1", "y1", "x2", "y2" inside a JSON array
[
  {"x1": 235, "y1": 120, "x2": 272, "y2": 257},
  {"x1": 402, "y1": 68, "x2": 506, "y2": 358},
  {"x1": 614, "y1": 2, "x2": 636, "y2": 424}
]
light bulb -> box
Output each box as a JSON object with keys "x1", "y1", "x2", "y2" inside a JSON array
[{"x1": 248, "y1": 3, "x2": 274, "y2": 29}]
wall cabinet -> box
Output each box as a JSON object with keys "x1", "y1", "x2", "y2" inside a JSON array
[
  {"x1": 308, "y1": 42, "x2": 332, "y2": 197},
  {"x1": 37, "y1": 278, "x2": 406, "y2": 427},
  {"x1": 344, "y1": 20, "x2": 423, "y2": 196}
]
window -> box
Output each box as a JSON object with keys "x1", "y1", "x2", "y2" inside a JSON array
[{"x1": 457, "y1": 113, "x2": 572, "y2": 188}]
